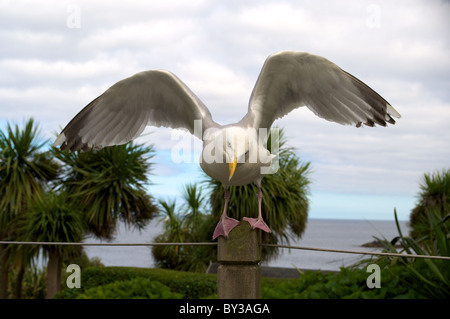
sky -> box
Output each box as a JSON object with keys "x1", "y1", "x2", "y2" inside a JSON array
[{"x1": 1, "y1": 0, "x2": 449, "y2": 221}]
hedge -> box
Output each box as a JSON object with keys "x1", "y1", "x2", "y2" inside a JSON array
[
  {"x1": 56, "y1": 267, "x2": 217, "y2": 299},
  {"x1": 55, "y1": 264, "x2": 428, "y2": 299}
]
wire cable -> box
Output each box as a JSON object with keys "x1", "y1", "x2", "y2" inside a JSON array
[
  {"x1": 260, "y1": 243, "x2": 450, "y2": 260},
  {"x1": 1, "y1": 240, "x2": 449, "y2": 260}
]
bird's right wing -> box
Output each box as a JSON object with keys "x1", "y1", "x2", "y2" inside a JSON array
[
  {"x1": 53, "y1": 70, "x2": 218, "y2": 151},
  {"x1": 241, "y1": 51, "x2": 401, "y2": 132}
]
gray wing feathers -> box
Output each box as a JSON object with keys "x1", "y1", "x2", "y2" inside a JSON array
[
  {"x1": 54, "y1": 70, "x2": 215, "y2": 151},
  {"x1": 245, "y1": 51, "x2": 401, "y2": 130}
]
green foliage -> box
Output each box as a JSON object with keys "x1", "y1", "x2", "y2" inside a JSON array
[
  {"x1": 7, "y1": 264, "x2": 46, "y2": 299},
  {"x1": 0, "y1": 118, "x2": 59, "y2": 225},
  {"x1": 262, "y1": 267, "x2": 419, "y2": 299},
  {"x1": 410, "y1": 169, "x2": 450, "y2": 239},
  {"x1": 370, "y1": 208, "x2": 450, "y2": 298},
  {"x1": 55, "y1": 267, "x2": 217, "y2": 299},
  {"x1": 53, "y1": 142, "x2": 159, "y2": 239},
  {"x1": 63, "y1": 250, "x2": 104, "y2": 269},
  {"x1": 0, "y1": 118, "x2": 159, "y2": 298},
  {"x1": 403, "y1": 211, "x2": 449, "y2": 298},
  {"x1": 152, "y1": 184, "x2": 216, "y2": 273},
  {"x1": 24, "y1": 192, "x2": 84, "y2": 258},
  {"x1": 77, "y1": 277, "x2": 183, "y2": 299},
  {"x1": 53, "y1": 265, "x2": 429, "y2": 299},
  {"x1": 0, "y1": 118, "x2": 60, "y2": 298}
]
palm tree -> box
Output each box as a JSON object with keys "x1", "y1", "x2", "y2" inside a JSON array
[
  {"x1": 181, "y1": 183, "x2": 206, "y2": 233},
  {"x1": 204, "y1": 128, "x2": 311, "y2": 260},
  {"x1": 0, "y1": 119, "x2": 59, "y2": 298},
  {"x1": 23, "y1": 191, "x2": 84, "y2": 298},
  {"x1": 152, "y1": 184, "x2": 215, "y2": 272},
  {"x1": 409, "y1": 169, "x2": 450, "y2": 240},
  {"x1": 152, "y1": 199, "x2": 186, "y2": 269},
  {"x1": 53, "y1": 142, "x2": 158, "y2": 240}
]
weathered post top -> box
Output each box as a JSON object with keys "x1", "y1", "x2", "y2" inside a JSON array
[
  {"x1": 217, "y1": 221, "x2": 261, "y2": 263},
  {"x1": 217, "y1": 221, "x2": 262, "y2": 299}
]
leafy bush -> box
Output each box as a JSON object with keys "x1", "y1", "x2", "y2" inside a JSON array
[
  {"x1": 55, "y1": 264, "x2": 425, "y2": 299},
  {"x1": 371, "y1": 208, "x2": 450, "y2": 298},
  {"x1": 77, "y1": 277, "x2": 183, "y2": 299},
  {"x1": 261, "y1": 267, "x2": 419, "y2": 299},
  {"x1": 55, "y1": 212, "x2": 450, "y2": 301},
  {"x1": 151, "y1": 185, "x2": 217, "y2": 273},
  {"x1": 55, "y1": 267, "x2": 217, "y2": 299},
  {"x1": 263, "y1": 207, "x2": 448, "y2": 299},
  {"x1": 7, "y1": 264, "x2": 47, "y2": 299}
]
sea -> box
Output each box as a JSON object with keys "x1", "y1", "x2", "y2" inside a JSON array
[{"x1": 82, "y1": 218, "x2": 409, "y2": 272}]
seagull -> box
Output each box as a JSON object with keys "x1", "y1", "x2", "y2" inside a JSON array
[{"x1": 53, "y1": 51, "x2": 401, "y2": 239}]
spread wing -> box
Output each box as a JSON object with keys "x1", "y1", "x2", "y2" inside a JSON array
[
  {"x1": 240, "y1": 51, "x2": 401, "y2": 131},
  {"x1": 53, "y1": 70, "x2": 218, "y2": 151}
]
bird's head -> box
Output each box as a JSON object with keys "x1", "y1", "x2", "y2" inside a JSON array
[{"x1": 223, "y1": 127, "x2": 256, "y2": 181}]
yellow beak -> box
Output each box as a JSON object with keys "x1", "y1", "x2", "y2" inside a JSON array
[{"x1": 228, "y1": 158, "x2": 237, "y2": 181}]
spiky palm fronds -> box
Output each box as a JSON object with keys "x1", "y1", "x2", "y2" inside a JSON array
[
  {"x1": 410, "y1": 169, "x2": 450, "y2": 239},
  {"x1": 53, "y1": 142, "x2": 158, "y2": 240}
]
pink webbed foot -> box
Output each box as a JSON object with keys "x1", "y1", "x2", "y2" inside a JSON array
[
  {"x1": 213, "y1": 215, "x2": 240, "y2": 239},
  {"x1": 243, "y1": 217, "x2": 271, "y2": 233}
]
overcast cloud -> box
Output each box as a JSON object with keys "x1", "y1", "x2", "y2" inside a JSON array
[{"x1": 1, "y1": 0, "x2": 449, "y2": 220}]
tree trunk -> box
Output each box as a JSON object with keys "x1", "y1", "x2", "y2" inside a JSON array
[
  {"x1": 15, "y1": 263, "x2": 25, "y2": 299},
  {"x1": 46, "y1": 250, "x2": 62, "y2": 299},
  {"x1": 0, "y1": 244, "x2": 9, "y2": 299}
]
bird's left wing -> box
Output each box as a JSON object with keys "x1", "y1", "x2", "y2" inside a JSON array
[
  {"x1": 53, "y1": 70, "x2": 217, "y2": 151},
  {"x1": 240, "y1": 51, "x2": 401, "y2": 132}
]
